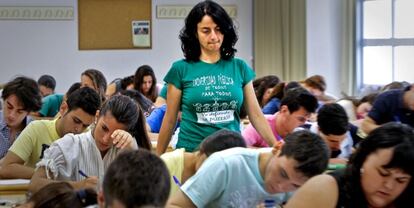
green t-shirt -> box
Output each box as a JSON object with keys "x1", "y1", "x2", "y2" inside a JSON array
[
  {"x1": 39, "y1": 94, "x2": 64, "y2": 117},
  {"x1": 164, "y1": 58, "x2": 255, "y2": 151},
  {"x1": 10, "y1": 119, "x2": 60, "y2": 167}
]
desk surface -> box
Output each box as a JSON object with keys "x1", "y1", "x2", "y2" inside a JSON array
[{"x1": 0, "y1": 179, "x2": 29, "y2": 207}]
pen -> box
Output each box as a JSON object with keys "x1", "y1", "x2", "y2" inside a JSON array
[
  {"x1": 172, "y1": 175, "x2": 181, "y2": 187},
  {"x1": 78, "y1": 170, "x2": 89, "y2": 178}
]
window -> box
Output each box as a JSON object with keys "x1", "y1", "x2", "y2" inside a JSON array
[{"x1": 357, "y1": 0, "x2": 414, "y2": 87}]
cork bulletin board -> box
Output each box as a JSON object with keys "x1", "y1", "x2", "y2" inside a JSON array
[{"x1": 78, "y1": 0, "x2": 152, "y2": 50}]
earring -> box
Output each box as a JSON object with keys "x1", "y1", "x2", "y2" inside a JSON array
[{"x1": 360, "y1": 168, "x2": 364, "y2": 174}]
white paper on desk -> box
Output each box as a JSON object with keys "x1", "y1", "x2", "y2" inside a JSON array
[{"x1": 0, "y1": 179, "x2": 30, "y2": 185}]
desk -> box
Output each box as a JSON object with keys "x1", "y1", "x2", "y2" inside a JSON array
[{"x1": 0, "y1": 179, "x2": 29, "y2": 207}]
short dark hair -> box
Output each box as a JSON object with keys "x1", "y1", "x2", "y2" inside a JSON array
[
  {"x1": 103, "y1": 150, "x2": 170, "y2": 208},
  {"x1": 133, "y1": 65, "x2": 158, "y2": 102},
  {"x1": 197, "y1": 129, "x2": 246, "y2": 156},
  {"x1": 179, "y1": 0, "x2": 237, "y2": 61},
  {"x1": 37, "y1": 75, "x2": 56, "y2": 90},
  {"x1": 343, "y1": 122, "x2": 414, "y2": 207},
  {"x1": 99, "y1": 95, "x2": 151, "y2": 150},
  {"x1": 28, "y1": 182, "x2": 96, "y2": 208},
  {"x1": 1, "y1": 76, "x2": 42, "y2": 112},
  {"x1": 317, "y1": 103, "x2": 349, "y2": 135},
  {"x1": 279, "y1": 130, "x2": 329, "y2": 178},
  {"x1": 253, "y1": 75, "x2": 280, "y2": 106},
  {"x1": 280, "y1": 87, "x2": 318, "y2": 113},
  {"x1": 65, "y1": 82, "x2": 81, "y2": 98},
  {"x1": 66, "y1": 87, "x2": 100, "y2": 116}
]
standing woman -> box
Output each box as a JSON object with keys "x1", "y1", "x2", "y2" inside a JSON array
[
  {"x1": 134, "y1": 65, "x2": 158, "y2": 102},
  {"x1": 156, "y1": 0, "x2": 276, "y2": 154},
  {"x1": 29, "y1": 95, "x2": 151, "y2": 193}
]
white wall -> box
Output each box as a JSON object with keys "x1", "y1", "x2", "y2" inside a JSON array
[
  {"x1": 0, "y1": 0, "x2": 253, "y2": 93},
  {"x1": 306, "y1": 0, "x2": 344, "y2": 97}
]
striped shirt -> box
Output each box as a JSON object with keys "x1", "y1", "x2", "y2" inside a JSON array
[
  {"x1": 0, "y1": 111, "x2": 32, "y2": 159},
  {"x1": 36, "y1": 131, "x2": 121, "y2": 183}
]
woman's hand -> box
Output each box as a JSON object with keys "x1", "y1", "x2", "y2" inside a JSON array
[{"x1": 112, "y1": 129, "x2": 134, "y2": 149}]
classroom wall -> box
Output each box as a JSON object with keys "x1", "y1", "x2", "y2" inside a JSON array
[
  {"x1": 0, "y1": 0, "x2": 253, "y2": 93},
  {"x1": 306, "y1": 0, "x2": 344, "y2": 97}
]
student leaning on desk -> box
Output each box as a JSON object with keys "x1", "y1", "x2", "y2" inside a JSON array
[{"x1": 285, "y1": 122, "x2": 414, "y2": 208}]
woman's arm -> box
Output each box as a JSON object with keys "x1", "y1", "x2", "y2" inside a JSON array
[
  {"x1": 243, "y1": 82, "x2": 276, "y2": 147},
  {"x1": 29, "y1": 167, "x2": 98, "y2": 193},
  {"x1": 156, "y1": 84, "x2": 182, "y2": 155},
  {"x1": 285, "y1": 174, "x2": 338, "y2": 208}
]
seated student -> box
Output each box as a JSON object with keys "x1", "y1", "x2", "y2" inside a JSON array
[
  {"x1": 243, "y1": 87, "x2": 318, "y2": 147},
  {"x1": 0, "y1": 87, "x2": 100, "y2": 179},
  {"x1": 161, "y1": 129, "x2": 246, "y2": 196},
  {"x1": 337, "y1": 92, "x2": 378, "y2": 123},
  {"x1": 29, "y1": 95, "x2": 151, "y2": 192},
  {"x1": 361, "y1": 84, "x2": 414, "y2": 134},
  {"x1": 261, "y1": 81, "x2": 301, "y2": 115},
  {"x1": 309, "y1": 103, "x2": 353, "y2": 164},
  {"x1": 17, "y1": 182, "x2": 96, "y2": 208},
  {"x1": 120, "y1": 89, "x2": 153, "y2": 116},
  {"x1": 105, "y1": 75, "x2": 134, "y2": 98},
  {"x1": 31, "y1": 75, "x2": 63, "y2": 118},
  {"x1": 134, "y1": 65, "x2": 158, "y2": 103},
  {"x1": 299, "y1": 74, "x2": 338, "y2": 104},
  {"x1": 0, "y1": 76, "x2": 42, "y2": 159},
  {"x1": 168, "y1": 130, "x2": 329, "y2": 207},
  {"x1": 37, "y1": 74, "x2": 56, "y2": 97},
  {"x1": 285, "y1": 122, "x2": 414, "y2": 208},
  {"x1": 253, "y1": 75, "x2": 280, "y2": 108},
  {"x1": 81, "y1": 69, "x2": 107, "y2": 104},
  {"x1": 97, "y1": 150, "x2": 170, "y2": 208}
]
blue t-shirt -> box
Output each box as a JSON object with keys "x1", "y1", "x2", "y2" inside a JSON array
[
  {"x1": 368, "y1": 88, "x2": 414, "y2": 127},
  {"x1": 182, "y1": 148, "x2": 291, "y2": 207},
  {"x1": 146, "y1": 104, "x2": 179, "y2": 133},
  {"x1": 262, "y1": 97, "x2": 281, "y2": 114}
]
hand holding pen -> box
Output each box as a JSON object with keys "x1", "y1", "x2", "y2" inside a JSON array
[{"x1": 78, "y1": 170, "x2": 99, "y2": 190}]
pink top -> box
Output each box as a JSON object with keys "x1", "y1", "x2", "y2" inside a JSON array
[{"x1": 242, "y1": 114, "x2": 282, "y2": 147}]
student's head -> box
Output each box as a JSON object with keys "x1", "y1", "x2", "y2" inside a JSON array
[
  {"x1": 403, "y1": 84, "x2": 414, "y2": 111},
  {"x1": 194, "y1": 129, "x2": 246, "y2": 170},
  {"x1": 300, "y1": 75, "x2": 326, "y2": 97},
  {"x1": 93, "y1": 95, "x2": 151, "y2": 152},
  {"x1": 278, "y1": 87, "x2": 318, "y2": 132},
  {"x1": 133, "y1": 65, "x2": 157, "y2": 101},
  {"x1": 99, "y1": 150, "x2": 170, "y2": 208},
  {"x1": 180, "y1": 0, "x2": 237, "y2": 61},
  {"x1": 264, "y1": 130, "x2": 329, "y2": 194},
  {"x1": 120, "y1": 75, "x2": 135, "y2": 90},
  {"x1": 317, "y1": 103, "x2": 349, "y2": 152},
  {"x1": 253, "y1": 75, "x2": 280, "y2": 107},
  {"x1": 22, "y1": 182, "x2": 96, "y2": 208},
  {"x1": 81, "y1": 69, "x2": 107, "y2": 103},
  {"x1": 58, "y1": 87, "x2": 100, "y2": 136},
  {"x1": 1, "y1": 76, "x2": 42, "y2": 128},
  {"x1": 37, "y1": 75, "x2": 56, "y2": 97},
  {"x1": 346, "y1": 122, "x2": 414, "y2": 208},
  {"x1": 356, "y1": 93, "x2": 378, "y2": 119}
]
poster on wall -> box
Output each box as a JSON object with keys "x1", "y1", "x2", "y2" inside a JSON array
[{"x1": 132, "y1": 20, "x2": 150, "y2": 47}]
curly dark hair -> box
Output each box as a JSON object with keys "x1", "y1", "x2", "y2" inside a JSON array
[
  {"x1": 342, "y1": 122, "x2": 414, "y2": 207},
  {"x1": 2, "y1": 76, "x2": 42, "y2": 112},
  {"x1": 179, "y1": 0, "x2": 238, "y2": 61}
]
